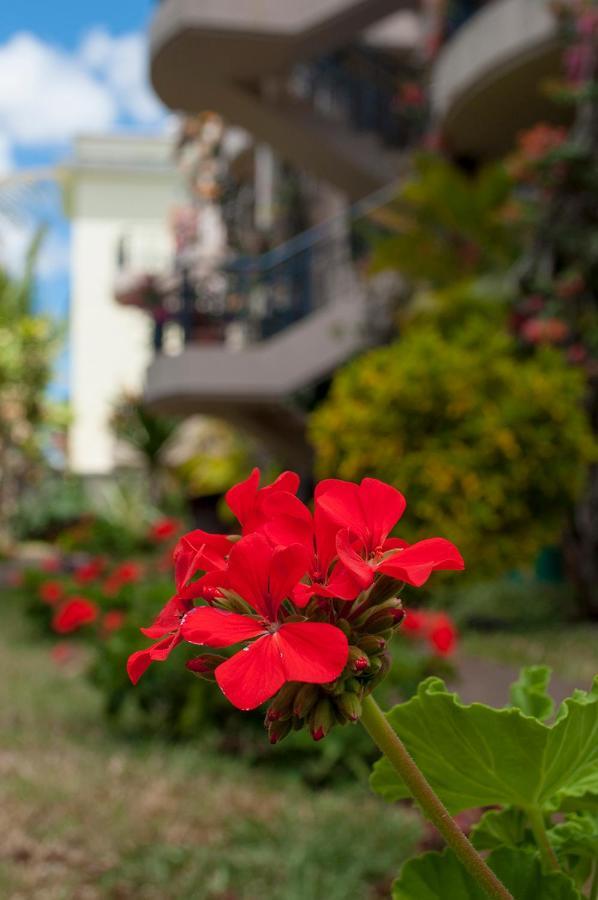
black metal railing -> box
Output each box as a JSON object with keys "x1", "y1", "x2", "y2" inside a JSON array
[
  {"x1": 146, "y1": 181, "x2": 399, "y2": 352},
  {"x1": 290, "y1": 44, "x2": 424, "y2": 151}
]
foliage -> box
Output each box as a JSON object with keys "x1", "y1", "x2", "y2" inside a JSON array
[
  {"x1": 371, "y1": 667, "x2": 598, "y2": 895},
  {"x1": 392, "y1": 847, "x2": 581, "y2": 900},
  {"x1": 431, "y1": 575, "x2": 568, "y2": 630},
  {"x1": 0, "y1": 238, "x2": 61, "y2": 548},
  {"x1": 310, "y1": 319, "x2": 595, "y2": 576},
  {"x1": 370, "y1": 154, "x2": 518, "y2": 289},
  {"x1": 0, "y1": 598, "x2": 422, "y2": 900}
]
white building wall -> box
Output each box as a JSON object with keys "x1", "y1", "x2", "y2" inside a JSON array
[{"x1": 65, "y1": 135, "x2": 181, "y2": 474}]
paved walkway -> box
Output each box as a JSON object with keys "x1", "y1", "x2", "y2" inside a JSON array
[{"x1": 449, "y1": 654, "x2": 578, "y2": 708}]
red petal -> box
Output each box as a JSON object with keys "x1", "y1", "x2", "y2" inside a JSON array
[
  {"x1": 127, "y1": 649, "x2": 153, "y2": 685},
  {"x1": 359, "y1": 478, "x2": 406, "y2": 548},
  {"x1": 262, "y1": 491, "x2": 314, "y2": 548},
  {"x1": 215, "y1": 635, "x2": 287, "y2": 709},
  {"x1": 321, "y1": 562, "x2": 364, "y2": 601},
  {"x1": 316, "y1": 479, "x2": 363, "y2": 534},
  {"x1": 268, "y1": 543, "x2": 309, "y2": 612},
  {"x1": 141, "y1": 594, "x2": 190, "y2": 638},
  {"x1": 174, "y1": 530, "x2": 230, "y2": 591},
  {"x1": 335, "y1": 529, "x2": 374, "y2": 590},
  {"x1": 274, "y1": 622, "x2": 349, "y2": 683},
  {"x1": 126, "y1": 634, "x2": 181, "y2": 684},
  {"x1": 378, "y1": 538, "x2": 465, "y2": 587},
  {"x1": 181, "y1": 607, "x2": 265, "y2": 647},
  {"x1": 225, "y1": 468, "x2": 260, "y2": 527},
  {"x1": 226, "y1": 533, "x2": 272, "y2": 617}
]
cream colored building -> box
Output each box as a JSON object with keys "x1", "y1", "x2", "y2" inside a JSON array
[{"x1": 62, "y1": 134, "x2": 181, "y2": 474}]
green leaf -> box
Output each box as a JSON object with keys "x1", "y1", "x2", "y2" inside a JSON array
[
  {"x1": 370, "y1": 676, "x2": 598, "y2": 814},
  {"x1": 470, "y1": 808, "x2": 531, "y2": 852},
  {"x1": 549, "y1": 812, "x2": 598, "y2": 862},
  {"x1": 509, "y1": 666, "x2": 554, "y2": 721},
  {"x1": 392, "y1": 847, "x2": 581, "y2": 900}
]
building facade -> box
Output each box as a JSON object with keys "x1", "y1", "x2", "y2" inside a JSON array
[{"x1": 62, "y1": 134, "x2": 181, "y2": 474}]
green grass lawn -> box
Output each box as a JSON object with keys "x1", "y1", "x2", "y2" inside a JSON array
[
  {"x1": 0, "y1": 598, "x2": 421, "y2": 899},
  {"x1": 461, "y1": 624, "x2": 598, "y2": 686}
]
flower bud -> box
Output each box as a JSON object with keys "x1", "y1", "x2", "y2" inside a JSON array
[
  {"x1": 356, "y1": 634, "x2": 387, "y2": 655},
  {"x1": 268, "y1": 719, "x2": 293, "y2": 744},
  {"x1": 357, "y1": 599, "x2": 404, "y2": 633},
  {"x1": 344, "y1": 677, "x2": 364, "y2": 695},
  {"x1": 293, "y1": 684, "x2": 319, "y2": 719},
  {"x1": 186, "y1": 654, "x2": 224, "y2": 681},
  {"x1": 366, "y1": 651, "x2": 392, "y2": 690},
  {"x1": 309, "y1": 698, "x2": 335, "y2": 741},
  {"x1": 348, "y1": 645, "x2": 370, "y2": 673},
  {"x1": 367, "y1": 574, "x2": 402, "y2": 605},
  {"x1": 266, "y1": 683, "x2": 300, "y2": 722},
  {"x1": 216, "y1": 589, "x2": 253, "y2": 615},
  {"x1": 335, "y1": 691, "x2": 362, "y2": 723},
  {"x1": 336, "y1": 618, "x2": 353, "y2": 638}
]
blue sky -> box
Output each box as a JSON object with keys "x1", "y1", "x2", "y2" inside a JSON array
[{"x1": 0, "y1": 0, "x2": 167, "y2": 399}]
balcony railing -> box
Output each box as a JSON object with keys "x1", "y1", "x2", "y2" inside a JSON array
[
  {"x1": 290, "y1": 44, "x2": 425, "y2": 150},
  {"x1": 117, "y1": 181, "x2": 399, "y2": 353}
]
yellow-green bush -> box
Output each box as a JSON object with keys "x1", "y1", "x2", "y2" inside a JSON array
[{"x1": 310, "y1": 319, "x2": 595, "y2": 575}]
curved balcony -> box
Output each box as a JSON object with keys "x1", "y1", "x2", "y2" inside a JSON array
[
  {"x1": 149, "y1": 0, "x2": 420, "y2": 199},
  {"x1": 143, "y1": 183, "x2": 398, "y2": 465},
  {"x1": 431, "y1": 0, "x2": 565, "y2": 159}
]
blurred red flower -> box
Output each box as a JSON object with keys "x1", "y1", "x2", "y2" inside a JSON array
[
  {"x1": 52, "y1": 597, "x2": 98, "y2": 633},
  {"x1": 39, "y1": 580, "x2": 64, "y2": 605}
]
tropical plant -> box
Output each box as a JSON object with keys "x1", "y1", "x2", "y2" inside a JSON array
[{"x1": 309, "y1": 318, "x2": 595, "y2": 578}]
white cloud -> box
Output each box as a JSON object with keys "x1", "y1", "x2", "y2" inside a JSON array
[
  {"x1": 0, "y1": 33, "x2": 116, "y2": 146},
  {"x1": 0, "y1": 28, "x2": 169, "y2": 277},
  {"x1": 0, "y1": 29, "x2": 166, "y2": 153},
  {"x1": 79, "y1": 28, "x2": 164, "y2": 126}
]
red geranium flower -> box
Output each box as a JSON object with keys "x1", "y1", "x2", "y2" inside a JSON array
[
  {"x1": 428, "y1": 613, "x2": 457, "y2": 656},
  {"x1": 73, "y1": 558, "x2": 105, "y2": 585},
  {"x1": 149, "y1": 517, "x2": 181, "y2": 543},
  {"x1": 102, "y1": 609, "x2": 126, "y2": 636},
  {"x1": 52, "y1": 597, "x2": 98, "y2": 633},
  {"x1": 316, "y1": 478, "x2": 464, "y2": 589},
  {"x1": 225, "y1": 468, "x2": 300, "y2": 534},
  {"x1": 103, "y1": 561, "x2": 143, "y2": 597},
  {"x1": 402, "y1": 608, "x2": 458, "y2": 656},
  {"x1": 180, "y1": 534, "x2": 349, "y2": 710},
  {"x1": 39, "y1": 580, "x2": 64, "y2": 605},
  {"x1": 127, "y1": 530, "x2": 233, "y2": 684},
  {"x1": 260, "y1": 490, "x2": 363, "y2": 604}
]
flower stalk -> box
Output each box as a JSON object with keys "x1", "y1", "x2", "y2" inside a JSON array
[{"x1": 359, "y1": 693, "x2": 514, "y2": 900}]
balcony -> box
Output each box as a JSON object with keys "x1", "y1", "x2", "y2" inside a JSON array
[
  {"x1": 149, "y1": 0, "x2": 421, "y2": 199},
  {"x1": 431, "y1": 0, "x2": 565, "y2": 159},
  {"x1": 139, "y1": 184, "x2": 397, "y2": 465}
]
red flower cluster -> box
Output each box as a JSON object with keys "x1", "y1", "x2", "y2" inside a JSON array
[
  {"x1": 103, "y1": 561, "x2": 143, "y2": 597},
  {"x1": 39, "y1": 580, "x2": 64, "y2": 605},
  {"x1": 52, "y1": 597, "x2": 98, "y2": 634},
  {"x1": 401, "y1": 608, "x2": 458, "y2": 656},
  {"x1": 149, "y1": 517, "x2": 181, "y2": 543},
  {"x1": 128, "y1": 471, "x2": 464, "y2": 738}
]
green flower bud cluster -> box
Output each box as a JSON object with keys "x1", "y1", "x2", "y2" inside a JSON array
[{"x1": 265, "y1": 595, "x2": 404, "y2": 744}]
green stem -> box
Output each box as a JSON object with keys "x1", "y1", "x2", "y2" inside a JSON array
[
  {"x1": 360, "y1": 693, "x2": 514, "y2": 900},
  {"x1": 527, "y1": 808, "x2": 559, "y2": 873},
  {"x1": 589, "y1": 859, "x2": 598, "y2": 900}
]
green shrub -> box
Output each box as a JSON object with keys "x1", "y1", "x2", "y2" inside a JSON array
[{"x1": 310, "y1": 319, "x2": 595, "y2": 577}]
